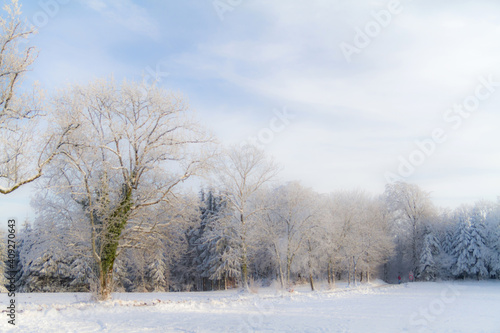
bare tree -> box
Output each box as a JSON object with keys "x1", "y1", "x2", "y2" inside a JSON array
[
  {"x1": 214, "y1": 145, "x2": 280, "y2": 289},
  {"x1": 48, "y1": 78, "x2": 214, "y2": 300},
  {"x1": 384, "y1": 182, "x2": 435, "y2": 277},
  {"x1": 260, "y1": 181, "x2": 319, "y2": 288},
  {"x1": 322, "y1": 190, "x2": 358, "y2": 286},
  {"x1": 0, "y1": 0, "x2": 72, "y2": 194},
  {"x1": 322, "y1": 190, "x2": 393, "y2": 286}
]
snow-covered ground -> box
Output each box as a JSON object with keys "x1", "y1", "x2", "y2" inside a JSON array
[{"x1": 1, "y1": 280, "x2": 500, "y2": 332}]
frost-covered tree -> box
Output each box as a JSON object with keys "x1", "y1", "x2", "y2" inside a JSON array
[
  {"x1": 45, "y1": 79, "x2": 214, "y2": 300},
  {"x1": 451, "y1": 213, "x2": 473, "y2": 279},
  {"x1": 385, "y1": 182, "x2": 435, "y2": 276},
  {"x1": 323, "y1": 191, "x2": 393, "y2": 286},
  {"x1": 68, "y1": 256, "x2": 93, "y2": 291},
  {"x1": 0, "y1": 0, "x2": 74, "y2": 194},
  {"x1": 449, "y1": 204, "x2": 493, "y2": 280},
  {"x1": 259, "y1": 182, "x2": 319, "y2": 288},
  {"x1": 0, "y1": 230, "x2": 7, "y2": 292},
  {"x1": 18, "y1": 184, "x2": 94, "y2": 292},
  {"x1": 357, "y1": 197, "x2": 395, "y2": 283},
  {"x1": 123, "y1": 235, "x2": 170, "y2": 292},
  {"x1": 486, "y1": 203, "x2": 500, "y2": 278},
  {"x1": 214, "y1": 145, "x2": 279, "y2": 289},
  {"x1": 16, "y1": 218, "x2": 73, "y2": 292},
  {"x1": 418, "y1": 229, "x2": 441, "y2": 281},
  {"x1": 488, "y1": 223, "x2": 500, "y2": 278},
  {"x1": 468, "y1": 219, "x2": 489, "y2": 279},
  {"x1": 442, "y1": 224, "x2": 455, "y2": 257},
  {"x1": 201, "y1": 211, "x2": 241, "y2": 289},
  {"x1": 148, "y1": 245, "x2": 167, "y2": 292},
  {"x1": 180, "y1": 189, "x2": 228, "y2": 291},
  {"x1": 126, "y1": 248, "x2": 150, "y2": 292},
  {"x1": 322, "y1": 192, "x2": 353, "y2": 285}
]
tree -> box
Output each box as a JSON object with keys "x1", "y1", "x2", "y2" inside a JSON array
[
  {"x1": 356, "y1": 197, "x2": 394, "y2": 283},
  {"x1": 148, "y1": 241, "x2": 168, "y2": 292},
  {"x1": 418, "y1": 228, "x2": 440, "y2": 281},
  {"x1": 468, "y1": 218, "x2": 489, "y2": 279},
  {"x1": 16, "y1": 218, "x2": 73, "y2": 292},
  {"x1": 486, "y1": 202, "x2": 500, "y2": 278},
  {"x1": 202, "y1": 217, "x2": 241, "y2": 288},
  {"x1": 489, "y1": 225, "x2": 500, "y2": 278},
  {"x1": 451, "y1": 211, "x2": 473, "y2": 279},
  {"x1": 322, "y1": 191, "x2": 354, "y2": 286},
  {"x1": 180, "y1": 189, "x2": 228, "y2": 291},
  {"x1": 449, "y1": 204, "x2": 492, "y2": 280},
  {"x1": 0, "y1": 230, "x2": 7, "y2": 292},
  {"x1": 259, "y1": 182, "x2": 320, "y2": 288},
  {"x1": 47, "y1": 78, "x2": 213, "y2": 300},
  {"x1": 214, "y1": 145, "x2": 280, "y2": 289},
  {"x1": 385, "y1": 182, "x2": 435, "y2": 277},
  {"x1": 327, "y1": 191, "x2": 393, "y2": 286},
  {"x1": 0, "y1": 0, "x2": 72, "y2": 194}
]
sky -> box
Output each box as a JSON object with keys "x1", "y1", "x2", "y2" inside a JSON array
[{"x1": 2, "y1": 0, "x2": 500, "y2": 223}]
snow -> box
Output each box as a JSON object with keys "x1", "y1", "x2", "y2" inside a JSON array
[{"x1": 1, "y1": 280, "x2": 500, "y2": 332}]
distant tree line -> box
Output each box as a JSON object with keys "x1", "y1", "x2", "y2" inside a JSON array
[{"x1": 3, "y1": 178, "x2": 500, "y2": 294}]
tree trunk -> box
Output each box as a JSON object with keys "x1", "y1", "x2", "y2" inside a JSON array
[
  {"x1": 286, "y1": 260, "x2": 291, "y2": 288},
  {"x1": 241, "y1": 261, "x2": 248, "y2": 289},
  {"x1": 347, "y1": 263, "x2": 351, "y2": 286},
  {"x1": 307, "y1": 240, "x2": 315, "y2": 291},
  {"x1": 352, "y1": 257, "x2": 357, "y2": 286},
  {"x1": 331, "y1": 261, "x2": 336, "y2": 287},
  {"x1": 274, "y1": 243, "x2": 285, "y2": 288},
  {"x1": 98, "y1": 266, "x2": 114, "y2": 301},
  {"x1": 96, "y1": 185, "x2": 132, "y2": 300},
  {"x1": 327, "y1": 262, "x2": 331, "y2": 286},
  {"x1": 240, "y1": 215, "x2": 249, "y2": 290},
  {"x1": 383, "y1": 262, "x2": 388, "y2": 282},
  {"x1": 279, "y1": 265, "x2": 285, "y2": 289}
]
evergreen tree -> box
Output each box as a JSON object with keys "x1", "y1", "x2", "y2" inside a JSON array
[
  {"x1": 451, "y1": 218, "x2": 473, "y2": 279},
  {"x1": 201, "y1": 210, "x2": 241, "y2": 289},
  {"x1": 204, "y1": 221, "x2": 241, "y2": 287},
  {"x1": 181, "y1": 190, "x2": 215, "y2": 290},
  {"x1": 126, "y1": 248, "x2": 149, "y2": 292},
  {"x1": 148, "y1": 240, "x2": 168, "y2": 292},
  {"x1": 178, "y1": 189, "x2": 231, "y2": 290},
  {"x1": 14, "y1": 222, "x2": 31, "y2": 292},
  {"x1": 17, "y1": 219, "x2": 75, "y2": 292},
  {"x1": 69, "y1": 256, "x2": 93, "y2": 291},
  {"x1": 489, "y1": 227, "x2": 500, "y2": 278},
  {"x1": 487, "y1": 203, "x2": 500, "y2": 278},
  {"x1": 419, "y1": 230, "x2": 440, "y2": 281},
  {"x1": 0, "y1": 230, "x2": 7, "y2": 292},
  {"x1": 468, "y1": 219, "x2": 489, "y2": 279},
  {"x1": 442, "y1": 226, "x2": 455, "y2": 256}
]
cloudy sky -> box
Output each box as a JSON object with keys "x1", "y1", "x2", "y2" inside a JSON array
[{"x1": 3, "y1": 0, "x2": 500, "y2": 222}]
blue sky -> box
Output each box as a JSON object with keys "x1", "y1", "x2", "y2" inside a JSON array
[{"x1": 3, "y1": 0, "x2": 500, "y2": 222}]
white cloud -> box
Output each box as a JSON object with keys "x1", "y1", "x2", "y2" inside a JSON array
[
  {"x1": 85, "y1": 0, "x2": 107, "y2": 12},
  {"x1": 179, "y1": 0, "x2": 500, "y2": 206},
  {"x1": 80, "y1": 0, "x2": 160, "y2": 39}
]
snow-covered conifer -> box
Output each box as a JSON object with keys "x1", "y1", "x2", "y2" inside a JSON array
[
  {"x1": 451, "y1": 216, "x2": 473, "y2": 279},
  {"x1": 419, "y1": 230, "x2": 440, "y2": 281},
  {"x1": 468, "y1": 218, "x2": 489, "y2": 279}
]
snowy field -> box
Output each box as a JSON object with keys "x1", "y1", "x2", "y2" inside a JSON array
[{"x1": 1, "y1": 281, "x2": 500, "y2": 332}]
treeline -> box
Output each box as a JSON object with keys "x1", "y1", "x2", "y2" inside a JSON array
[{"x1": 2, "y1": 179, "x2": 500, "y2": 293}]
